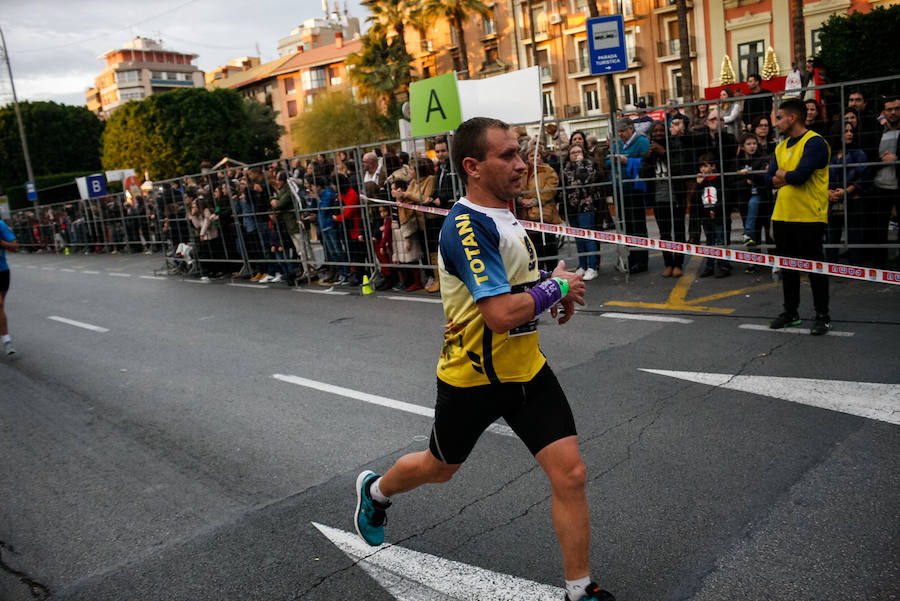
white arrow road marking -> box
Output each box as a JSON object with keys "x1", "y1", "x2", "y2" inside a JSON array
[
  {"x1": 312, "y1": 522, "x2": 562, "y2": 601},
  {"x1": 48, "y1": 316, "x2": 109, "y2": 333},
  {"x1": 273, "y1": 374, "x2": 515, "y2": 437},
  {"x1": 640, "y1": 369, "x2": 900, "y2": 425}
]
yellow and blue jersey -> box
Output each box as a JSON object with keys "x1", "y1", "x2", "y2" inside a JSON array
[{"x1": 436, "y1": 198, "x2": 545, "y2": 387}]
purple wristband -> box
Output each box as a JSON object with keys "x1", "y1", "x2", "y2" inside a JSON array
[{"x1": 528, "y1": 278, "x2": 563, "y2": 316}]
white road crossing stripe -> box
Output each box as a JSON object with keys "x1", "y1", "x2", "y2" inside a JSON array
[
  {"x1": 227, "y1": 283, "x2": 268, "y2": 289},
  {"x1": 48, "y1": 316, "x2": 109, "y2": 333},
  {"x1": 108, "y1": 272, "x2": 131, "y2": 277},
  {"x1": 60, "y1": 268, "x2": 76, "y2": 272},
  {"x1": 81, "y1": 270, "x2": 100, "y2": 274},
  {"x1": 273, "y1": 374, "x2": 515, "y2": 437},
  {"x1": 139, "y1": 275, "x2": 166, "y2": 280},
  {"x1": 41, "y1": 267, "x2": 55, "y2": 270},
  {"x1": 640, "y1": 369, "x2": 900, "y2": 425},
  {"x1": 601, "y1": 312, "x2": 693, "y2": 324},
  {"x1": 385, "y1": 295, "x2": 444, "y2": 304},
  {"x1": 294, "y1": 287, "x2": 350, "y2": 296},
  {"x1": 26, "y1": 265, "x2": 37, "y2": 269},
  {"x1": 314, "y1": 522, "x2": 563, "y2": 600},
  {"x1": 739, "y1": 323, "x2": 854, "y2": 337},
  {"x1": 183, "y1": 279, "x2": 211, "y2": 284}
]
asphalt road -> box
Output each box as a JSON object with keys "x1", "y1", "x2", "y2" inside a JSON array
[{"x1": 2, "y1": 249, "x2": 899, "y2": 601}]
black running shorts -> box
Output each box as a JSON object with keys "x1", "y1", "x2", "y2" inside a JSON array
[
  {"x1": 0, "y1": 269, "x2": 8, "y2": 295},
  {"x1": 429, "y1": 363, "x2": 577, "y2": 465}
]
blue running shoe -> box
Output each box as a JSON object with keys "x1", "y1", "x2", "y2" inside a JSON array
[
  {"x1": 566, "y1": 582, "x2": 616, "y2": 601},
  {"x1": 355, "y1": 470, "x2": 390, "y2": 546}
]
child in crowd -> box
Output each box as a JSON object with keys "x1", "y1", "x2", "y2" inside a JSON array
[
  {"x1": 733, "y1": 133, "x2": 771, "y2": 257},
  {"x1": 259, "y1": 212, "x2": 291, "y2": 284},
  {"x1": 694, "y1": 153, "x2": 731, "y2": 278}
]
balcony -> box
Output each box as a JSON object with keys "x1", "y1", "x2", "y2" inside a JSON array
[
  {"x1": 567, "y1": 58, "x2": 591, "y2": 75},
  {"x1": 654, "y1": 0, "x2": 692, "y2": 13},
  {"x1": 656, "y1": 36, "x2": 696, "y2": 61}
]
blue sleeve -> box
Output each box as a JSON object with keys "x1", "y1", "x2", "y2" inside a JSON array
[
  {"x1": 785, "y1": 136, "x2": 830, "y2": 186},
  {"x1": 440, "y1": 211, "x2": 510, "y2": 302},
  {"x1": 0, "y1": 221, "x2": 15, "y2": 242}
]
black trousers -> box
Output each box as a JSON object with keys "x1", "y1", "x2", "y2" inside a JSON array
[
  {"x1": 772, "y1": 220, "x2": 829, "y2": 316},
  {"x1": 623, "y1": 189, "x2": 648, "y2": 268}
]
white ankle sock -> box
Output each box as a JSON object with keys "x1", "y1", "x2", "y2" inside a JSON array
[
  {"x1": 565, "y1": 576, "x2": 591, "y2": 601},
  {"x1": 1, "y1": 335, "x2": 10, "y2": 343},
  {"x1": 369, "y1": 477, "x2": 390, "y2": 504}
]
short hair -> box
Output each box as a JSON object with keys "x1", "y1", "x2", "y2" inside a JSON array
[
  {"x1": 451, "y1": 117, "x2": 509, "y2": 185},
  {"x1": 362, "y1": 151, "x2": 378, "y2": 163},
  {"x1": 847, "y1": 88, "x2": 866, "y2": 100},
  {"x1": 433, "y1": 136, "x2": 449, "y2": 148},
  {"x1": 779, "y1": 97, "x2": 806, "y2": 120},
  {"x1": 697, "y1": 153, "x2": 716, "y2": 167},
  {"x1": 738, "y1": 132, "x2": 758, "y2": 145},
  {"x1": 747, "y1": 73, "x2": 761, "y2": 83},
  {"x1": 615, "y1": 117, "x2": 634, "y2": 131},
  {"x1": 883, "y1": 95, "x2": 900, "y2": 108}
]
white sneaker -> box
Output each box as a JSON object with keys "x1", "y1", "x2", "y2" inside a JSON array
[
  {"x1": 575, "y1": 267, "x2": 585, "y2": 276},
  {"x1": 3, "y1": 340, "x2": 15, "y2": 355},
  {"x1": 270, "y1": 273, "x2": 283, "y2": 283},
  {"x1": 258, "y1": 274, "x2": 273, "y2": 283},
  {"x1": 583, "y1": 267, "x2": 598, "y2": 281}
]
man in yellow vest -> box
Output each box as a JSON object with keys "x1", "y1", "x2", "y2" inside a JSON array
[{"x1": 766, "y1": 97, "x2": 831, "y2": 335}]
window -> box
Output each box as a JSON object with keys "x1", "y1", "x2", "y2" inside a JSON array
[
  {"x1": 483, "y1": 7, "x2": 496, "y2": 36},
  {"x1": 484, "y1": 45, "x2": 499, "y2": 66},
  {"x1": 120, "y1": 89, "x2": 144, "y2": 101},
  {"x1": 625, "y1": 30, "x2": 637, "y2": 65},
  {"x1": 621, "y1": 77, "x2": 637, "y2": 107},
  {"x1": 576, "y1": 39, "x2": 589, "y2": 72},
  {"x1": 116, "y1": 70, "x2": 139, "y2": 83},
  {"x1": 738, "y1": 40, "x2": 765, "y2": 81},
  {"x1": 810, "y1": 29, "x2": 823, "y2": 56},
  {"x1": 302, "y1": 67, "x2": 327, "y2": 90},
  {"x1": 543, "y1": 90, "x2": 555, "y2": 116},
  {"x1": 284, "y1": 77, "x2": 295, "y2": 95},
  {"x1": 620, "y1": 0, "x2": 634, "y2": 17},
  {"x1": 287, "y1": 100, "x2": 298, "y2": 118},
  {"x1": 671, "y1": 68, "x2": 683, "y2": 100},
  {"x1": 583, "y1": 82, "x2": 600, "y2": 113}
]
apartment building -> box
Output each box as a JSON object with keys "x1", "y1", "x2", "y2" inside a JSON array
[
  {"x1": 277, "y1": 0, "x2": 361, "y2": 56},
  {"x1": 85, "y1": 37, "x2": 204, "y2": 119},
  {"x1": 209, "y1": 35, "x2": 362, "y2": 157}
]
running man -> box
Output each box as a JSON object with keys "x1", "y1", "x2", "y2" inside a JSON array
[
  {"x1": 354, "y1": 117, "x2": 616, "y2": 601},
  {"x1": 0, "y1": 218, "x2": 19, "y2": 355}
]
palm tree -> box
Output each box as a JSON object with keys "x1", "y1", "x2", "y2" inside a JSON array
[
  {"x1": 362, "y1": 0, "x2": 420, "y2": 51},
  {"x1": 422, "y1": 0, "x2": 491, "y2": 79},
  {"x1": 791, "y1": 0, "x2": 807, "y2": 83},
  {"x1": 347, "y1": 32, "x2": 413, "y2": 116}
]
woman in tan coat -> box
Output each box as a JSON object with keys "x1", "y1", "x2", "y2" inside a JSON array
[{"x1": 517, "y1": 142, "x2": 562, "y2": 272}]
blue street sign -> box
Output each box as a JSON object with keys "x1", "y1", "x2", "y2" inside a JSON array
[
  {"x1": 25, "y1": 181, "x2": 37, "y2": 201},
  {"x1": 587, "y1": 15, "x2": 628, "y2": 75},
  {"x1": 85, "y1": 174, "x2": 108, "y2": 198}
]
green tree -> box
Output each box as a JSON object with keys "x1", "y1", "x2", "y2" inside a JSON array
[
  {"x1": 100, "y1": 88, "x2": 283, "y2": 180},
  {"x1": 819, "y1": 5, "x2": 900, "y2": 83},
  {"x1": 422, "y1": 0, "x2": 490, "y2": 80},
  {"x1": 291, "y1": 91, "x2": 384, "y2": 155},
  {"x1": 0, "y1": 101, "x2": 104, "y2": 191},
  {"x1": 363, "y1": 0, "x2": 422, "y2": 52},
  {"x1": 347, "y1": 31, "x2": 412, "y2": 119}
]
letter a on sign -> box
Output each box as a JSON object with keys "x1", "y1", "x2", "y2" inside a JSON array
[{"x1": 410, "y1": 72, "x2": 462, "y2": 137}]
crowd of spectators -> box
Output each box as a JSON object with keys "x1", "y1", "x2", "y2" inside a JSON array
[{"x1": 8, "y1": 80, "x2": 899, "y2": 284}]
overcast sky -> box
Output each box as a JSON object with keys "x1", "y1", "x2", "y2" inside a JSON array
[{"x1": 0, "y1": 0, "x2": 369, "y2": 107}]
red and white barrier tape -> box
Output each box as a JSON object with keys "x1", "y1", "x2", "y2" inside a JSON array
[{"x1": 365, "y1": 197, "x2": 900, "y2": 286}]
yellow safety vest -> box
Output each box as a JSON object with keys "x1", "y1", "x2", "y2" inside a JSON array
[{"x1": 771, "y1": 130, "x2": 829, "y2": 223}]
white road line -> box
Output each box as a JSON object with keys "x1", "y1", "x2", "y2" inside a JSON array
[
  {"x1": 641, "y1": 369, "x2": 900, "y2": 425},
  {"x1": 739, "y1": 323, "x2": 854, "y2": 337},
  {"x1": 139, "y1": 275, "x2": 166, "y2": 280},
  {"x1": 385, "y1": 295, "x2": 444, "y2": 304},
  {"x1": 273, "y1": 373, "x2": 515, "y2": 437},
  {"x1": 108, "y1": 272, "x2": 131, "y2": 277},
  {"x1": 227, "y1": 282, "x2": 268, "y2": 289},
  {"x1": 41, "y1": 267, "x2": 56, "y2": 271},
  {"x1": 183, "y1": 279, "x2": 211, "y2": 284},
  {"x1": 81, "y1": 270, "x2": 100, "y2": 274},
  {"x1": 60, "y1": 268, "x2": 76, "y2": 273},
  {"x1": 601, "y1": 312, "x2": 694, "y2": 324},
  {"x1": 48, "y1": 316, "x2": 109, "y2": 333},
  {"x1": 294, "y1": 287, "x2": 350, "y2": 296},
  {"x1": 26, "y1": 265, "x2": 37, "y2": 269}
]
